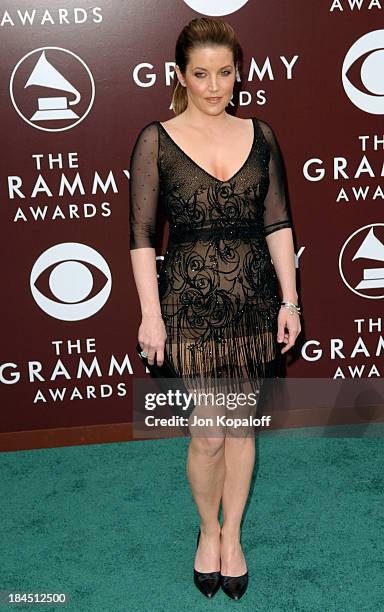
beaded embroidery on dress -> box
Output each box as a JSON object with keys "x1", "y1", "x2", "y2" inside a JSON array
[{"x1": 129, "y1": 117, "x2": 292, "y2": 411}]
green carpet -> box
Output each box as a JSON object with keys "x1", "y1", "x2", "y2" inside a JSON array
[{"x1": 0, "y1": 428, "x2": 383, "y2": 611}]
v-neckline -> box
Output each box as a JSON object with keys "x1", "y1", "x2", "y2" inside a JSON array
[{"x1": 158, "y1": 117, "x2": 256, "y2": 184}]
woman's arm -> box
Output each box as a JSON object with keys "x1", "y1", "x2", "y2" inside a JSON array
[
  {"x1": 129, "y1": 122, "x2": 166, "y2": 366},
  {"x1": 266, "y1": 228, "x2": 297, "y2": 304},
  {"x1": 130, "y1": 249, "x2": 162, "y2": 317},
  {"x1": 259, "y1": 119, "x2": 301, "y2": 353}
]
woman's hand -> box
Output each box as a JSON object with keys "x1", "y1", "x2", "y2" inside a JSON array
[
  {"x1": 138, "y1": 314, "x2": 167, "y2": 366},
  {"x1": 277, "y1": 307, "x2": 301, "y2": 354}
]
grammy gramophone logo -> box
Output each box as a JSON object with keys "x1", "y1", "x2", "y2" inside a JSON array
[
  {"x1": 339, "y1": 223, "x2": 384, "y2": 299},
  {"x1": 9, "y1": 46, "x2": 95, "y2": 132}
]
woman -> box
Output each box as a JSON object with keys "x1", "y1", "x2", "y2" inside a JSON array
[{"x1": 129, "y1": 17, "x2": 301, "y2": 601}]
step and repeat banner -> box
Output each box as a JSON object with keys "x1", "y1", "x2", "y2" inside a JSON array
[{"x1": 1, "y1": 0, "x2": 383, "y2": 436}]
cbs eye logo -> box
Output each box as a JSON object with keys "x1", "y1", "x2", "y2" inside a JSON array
[
  {"x1": 342, "y1": 29, "x2": 384, "y2": 115},
  {"x1": 183, "y1": 0, "x2": 248, "y2": 16},
  {"x1": 30, "y1": 243, "x2": 112, "y2": 321}
]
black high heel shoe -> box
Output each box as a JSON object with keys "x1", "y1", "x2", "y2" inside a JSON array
[
  {"x1": 220, "y1": 571, "x2": 249, "y2": 600},
  {"x1": 193, "y1": 528, "x2": 221, "y2": 598},
  {"x1": 220, "y1": 536, "x2": 249, "y2": 600}
]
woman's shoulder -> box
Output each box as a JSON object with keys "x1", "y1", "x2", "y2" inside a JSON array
[
  {"x1": 129, "y1": 121, "x2": 161, "y2": 163},
  {"x1": 131, "y1": 120, "x2": 160, "y2": 149},
  {"x1": 135, "y1": 119, "x2": 159, "y2": 136},
  {"x1": 257, "y1": 118, "x2": 276, "y2": 142},
  {"x1": 253, "y1": 116, "x2": 273, "y2": 134},
  {"x1": 253, "y1": 116, "x2": 279, "y2": 148}
]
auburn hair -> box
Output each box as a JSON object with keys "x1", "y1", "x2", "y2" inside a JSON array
[{"x1": 171, "y1": 17, "x2": 242, "y2": 115}]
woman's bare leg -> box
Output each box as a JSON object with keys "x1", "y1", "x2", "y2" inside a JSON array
[
  {"x1": 187, "y1": 436, "x2": 225, "y2": 572},
  {"x1": 220, "y1": 436, "x2": 255, "y2": 575}
]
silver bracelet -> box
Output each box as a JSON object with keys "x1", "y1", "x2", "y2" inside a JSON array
[{"x1": 280, "y1": 301, "x2": 301, "y2": 315}]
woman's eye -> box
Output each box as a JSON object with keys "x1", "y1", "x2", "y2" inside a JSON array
[{"x1": 194, "y1": 70, "x2": 232, "y2": 78}]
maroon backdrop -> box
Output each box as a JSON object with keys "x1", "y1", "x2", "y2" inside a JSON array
[{"x1": 1, "y1": 0, "x2": 383, "y2": 436}]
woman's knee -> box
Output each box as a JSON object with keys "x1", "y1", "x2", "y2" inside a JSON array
[{"x1": 190, "y1": 435, "x2": 225, "y2": 457}]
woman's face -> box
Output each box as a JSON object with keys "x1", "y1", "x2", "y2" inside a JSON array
[{"x1": 175, "y1": 45, "x2": 236, "y2": 115}]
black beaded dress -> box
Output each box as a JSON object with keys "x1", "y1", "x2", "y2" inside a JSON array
[{"x1": 129, "y1": 117, "x2": 292, "y2": 421}]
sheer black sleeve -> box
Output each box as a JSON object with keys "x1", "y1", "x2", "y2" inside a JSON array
[
  {"x1": 129, "y1": 122, "x2": 160, "y2": 250},
  {"x1": 258, "y1": 119, "x2": 292, "y2": 237}
]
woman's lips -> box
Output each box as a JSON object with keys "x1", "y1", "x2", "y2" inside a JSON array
[{"x1": 206, "y1": 97, "x2": 222, "y2": 104}]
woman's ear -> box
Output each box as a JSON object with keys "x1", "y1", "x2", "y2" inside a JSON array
[{"x1": 174, "y1": 64, "x2": 186, "y2": 87}]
